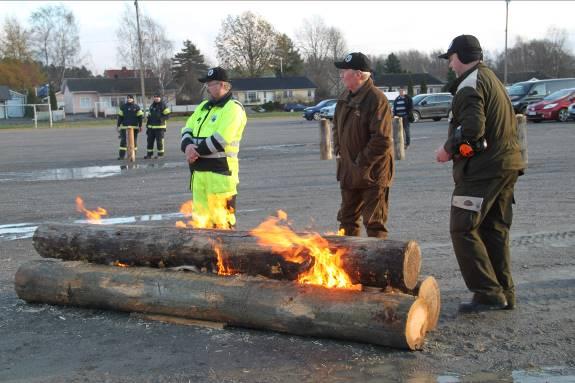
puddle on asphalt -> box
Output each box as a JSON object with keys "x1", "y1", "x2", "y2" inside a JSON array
[
  {"x1": 0, "y1": 162, "x2": 183, "y2": 182},
  {"x1": 433, "y1": 365, "x2": 575, "y2": 382},
  {"x1": 0, "y1": 208, "x2": 264, "y2": 242}
]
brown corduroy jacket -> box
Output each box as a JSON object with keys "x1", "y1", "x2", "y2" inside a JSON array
[{"x1": 333, "y1": 78, "x2": 394, "y2": 189}]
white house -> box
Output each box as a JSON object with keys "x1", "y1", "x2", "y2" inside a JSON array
[{"x1": 0, "y1": 86, "x2": 27, "y2": 119}]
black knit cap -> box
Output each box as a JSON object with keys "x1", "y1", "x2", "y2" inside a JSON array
[
  {"x1": 126, "y1": 94, "x2": 134, "y2": 99},
  {"x1": 198, "y1": 67, "x2": 230, "y2": 83},
  {"x1": 438, "y1": 34, "x2": 483, "y2": 63},
  {"x1": 334, "y1": 52, "x2": 372, "y2": 72}
]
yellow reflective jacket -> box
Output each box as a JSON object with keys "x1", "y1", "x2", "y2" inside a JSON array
[{"x1": 180, "y1": 93, "x2": 247, "y2": 186}]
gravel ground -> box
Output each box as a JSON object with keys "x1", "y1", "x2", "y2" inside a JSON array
[{"x1": 0, "y1": 116, "x2": 574, "y2": 382}]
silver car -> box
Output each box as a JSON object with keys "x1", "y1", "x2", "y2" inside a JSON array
[{"x1": 411, "y1": 93, "x2": 453, "y2": 122}]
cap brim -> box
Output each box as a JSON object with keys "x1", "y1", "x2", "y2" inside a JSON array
[
  {"x1": 334, "y1": 61, "x2": 349, "y2": 69},
  {"x1": 198, "y1": 77, "x2": 209, "y2": 83},
  {"x1": 438, "y1": 52, "x2": 451, "y2": 59}
]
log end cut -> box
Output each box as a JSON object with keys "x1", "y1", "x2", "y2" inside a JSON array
[
  {"x1": 403, "y1": 241, "x2": 422, "y2": 290},
  {"x1": 417, "y1": 276, "x2": 440, "y2": 331},
  {"x1": 405, "y1": 297, "x2": 428, "y2": 350}
]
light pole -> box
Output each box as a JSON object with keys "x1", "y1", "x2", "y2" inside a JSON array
[
  {"x1": 504, "y1": 0, "x2": 510, "y2": 85},
  {"x1": 134, "y1": 0, "x2": 146, "y2": 111}
]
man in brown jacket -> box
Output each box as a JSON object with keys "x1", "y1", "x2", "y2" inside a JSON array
[
  {"x1": 333, "y1": 52, "x2": 394, "y2": 238},
  {"x1": 436, "y1": 35, "x2": 525, "y2": 312}
]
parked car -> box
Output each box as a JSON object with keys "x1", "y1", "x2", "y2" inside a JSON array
[
  {"x1": 525, "y1": 88, "x2": 575, "y2": 122},
  {"x1": 507, "y1": 78, "x2": 575, "y2": 114},
  {"x1": 283, "y1": 103, "x2": 306, "y2": 112},
  {"x1": 568, "y1": 103, "x2": 575, "y2": 120},
  {"x1": 411, "y1": 93, "x2": 453, "y2": 122},
  {"x1": 319, "y1": 103, "x2": 336, "y2": 120},
  {"x1": 302, "y1": 99, "x2": 336, "y2": 121}
]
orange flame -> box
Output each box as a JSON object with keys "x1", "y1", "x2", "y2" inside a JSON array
[
  {"x1": 112, "y1": 261, "x2": 129, "y2": 268},
  {"x1": 175, "y1": 196, "x2": 235, "y2": 230},
  {"x1": 75, "y1": 196, "x2": 108, "y2": 224},
  {"x1": 324, "y1": 228, "x2": 346, "y2": 236},
  {"x1": 211, "y1": 238, "x2": 234, "y2": 275},
  {"x1": 250, "y1": 210, "x2": 360, "y2": 290}
]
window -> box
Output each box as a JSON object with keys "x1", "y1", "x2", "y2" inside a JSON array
[
  {"x1": 283, "y1": 90, "x2": 293, "y2": 98},
  {"x1": 308, "y1": 89, "x2": 312, "y2": 97},
  {"x1": 79, "y1": 96, "x2": 91, "y2": 109},
  {"x1": 247, "y1": 91, "x2": 257, "y2": 102}
]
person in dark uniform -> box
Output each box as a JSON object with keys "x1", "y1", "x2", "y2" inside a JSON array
[
  {"x1": 116, "y1": 94, "x2": 143, "y2": 160},
  {"x1": 145, "y1": 93, "x2": 171, "y2": 159},
  {"x1": 435, "y1": 35, "x2": 525, "y2": 312},
  {"x1": 332, "y1": 52, "x2": 394, "y2": 238},
  {"x1": 393, "y1": 87, "x2": 413, "y2": 149}
]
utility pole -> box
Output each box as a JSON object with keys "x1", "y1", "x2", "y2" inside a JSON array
[
  {"x1": 504, "y1": 0, "x2": 510, "y2": 85},
  {"x1": 280, "y1": 58, "x2": 283, "y2": 75},
  {"x1": 134, "y1": 0, "x2": 146, "y2": 111}
]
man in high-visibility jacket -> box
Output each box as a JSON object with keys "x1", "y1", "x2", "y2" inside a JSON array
[
  {"x1": 145, "y1": 93, "x2": 171, "y2": 159},
  {"x1": 116, "y1": 94, "x2": 143, "y2": 160},
  {"x1": 180, "y1": 67, "x2": 247, "y2": 229}
]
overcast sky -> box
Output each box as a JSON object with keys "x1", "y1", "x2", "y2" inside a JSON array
[{"x1": 2, "y1": 1, "x2": 575, "y2": 75}]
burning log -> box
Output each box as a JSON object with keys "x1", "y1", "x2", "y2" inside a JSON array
[
  {"x1": 33, "y1": 223, "x2": 421, "y2": 290},
  {"x1": 15, "y1": 259, "x2": 429, "y2": 350}
]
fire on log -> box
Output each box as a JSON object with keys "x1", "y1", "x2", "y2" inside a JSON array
[
  {"x1": 33, "y1": 223, "x2": 421, "y2": 290},
  {"x1": 15, "y1": 259, "x2": 429, "y2": 350}
]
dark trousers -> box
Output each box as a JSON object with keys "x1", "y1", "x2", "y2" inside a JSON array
[
  {"x1": 118, "y1": 128, "x2": 139, "y2": 159},
  {"x1": 337, "y1": 186, "x2": 390, "y2": 238},
  {"x1": 401, "y1": 116, "x2": 411, "y2": 146},
  {"x1": 146, "y1": 128, "x2": 166, "y2": 157},
  {"x1": 450, "y1": 171, "x2": 519, "y2": 305}
]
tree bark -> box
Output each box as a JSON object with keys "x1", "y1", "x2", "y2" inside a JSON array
[
  {"x1": 33, "y1": 223, "x2": 421, "y2": 290},
  {"x1": 15, "y1": 259, "x2": 429, "y2": 350}
]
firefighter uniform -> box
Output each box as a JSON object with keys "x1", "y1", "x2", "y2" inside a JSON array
[
  {"x1": 438, "y1": 35, "x2": 525, "y2": 310},
  {"x1": 332, "y1": 53, "x2": 394, "y2": 238},
  {"x1": 180, "y1": 68, "x2": 247, "y2": 228},
  {"x1": 116, "y1": 95, "x2": 144, "y2": 160},
  {"x1": 145, "y1": 97, "x2": 171, "y2": 158}
]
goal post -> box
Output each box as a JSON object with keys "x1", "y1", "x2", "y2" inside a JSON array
[{"x1": 22, "y1": 104, "x2": 53, "y2": 128}]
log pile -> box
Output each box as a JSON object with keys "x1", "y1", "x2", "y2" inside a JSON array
[{"x1": 15, "y1": 222, "x2": 441, "y2": 350}]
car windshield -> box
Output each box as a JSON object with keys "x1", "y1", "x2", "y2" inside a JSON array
[
  {"x1": 508, "y1": 84, "x2": 530, "y2": 96},
  {"x1": 412, "y1": 95, "x2": 426, "y2": 104},
  {"x1": 543, "y1": 88, "x2": 575, "y2": 101},
  {"x1": 316, "y1": 99, "x2": 333, "y2": 108}
]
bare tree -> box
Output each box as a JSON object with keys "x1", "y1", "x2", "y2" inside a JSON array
[
  {"x1": 297, "y1": 16, "x2": 347, "y2": 98},
  {"x1": 29, "y1": 4, "x2": 81, "y2": 87},
  {"x1": 216, "y1": 12, "x2": 277, "y2": 77},
  {"x1": 0, "y1": 17, "x2": 32, "y2": 61},
  {"x1": 115, "y1": 4, "x2": 174, "y2": 93}
]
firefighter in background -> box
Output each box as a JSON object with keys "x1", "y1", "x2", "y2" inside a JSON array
[
  {"x1": 116, "y1": 94, "x2": 143, "y2": 160},
  {"x1": 144, "y1": 93, "x2": 171, "y2": 159},
  {"x1": 180, "y1": 67, "x2": 247, "y2": 228}
]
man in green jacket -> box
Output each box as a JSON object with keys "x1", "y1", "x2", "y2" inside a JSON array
[
  {"x1": 436, "y1": 35, "x2": 525, "y2": 312},
  {"x1": 333, "y1": 52, "x2": 394, "y2": 238},
  {"x1": 180, "y1": 67, "x2": 247, "y2": 229}
]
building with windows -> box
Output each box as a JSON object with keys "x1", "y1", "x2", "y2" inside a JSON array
[
  {"x1": 231, "y1": 76, "x2": 317, "y2": 106},
  {"x1": 60, "y1": 78, "x2": 176, "y2": 115},
  {"x1": 373, "y1": 73, "x2": 445, "y2": 94},
  {"x1": 0, "y1": 85, "x2": 27, "y2": 119}
]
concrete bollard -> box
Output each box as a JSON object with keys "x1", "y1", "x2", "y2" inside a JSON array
[
  {"x1": 320, "y1": 119, "x2": 333, "y2": 160},
  {"x1": 392, "y1": 116, "x2": 405, "y2": 160},
  {"x1": 516, "y1": 114, "x2": 528, "y2": 167}
]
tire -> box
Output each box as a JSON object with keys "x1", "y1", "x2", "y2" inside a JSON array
[
  {"x1": 412, "y1": 111, "x2": 421, "y2": 123},
  {"x1": 290, "y1": 109, "x2": 294, "y2": 113},
  {"x1": 432, "y1": 117, "x2": 442, "y2": 122},
  {"x1": 531, "y1": 119, "x2": 542, "y2": 123},
  {"x1": 557, "y1": 108, "x2": 569, "y2": 122},
  {"x1": 313, "y1": 112, "x2": 321, "y2": 121}
]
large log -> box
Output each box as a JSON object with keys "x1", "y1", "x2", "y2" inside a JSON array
[
  {"x1": 388, "y1": 276, "x2": 440, "y2": 331},
  {"x1": 15, "y1": 259, "x2": 429, "y2": 350},
  {"x1": 33, "y1": 223, "x2": 421, "y2": 290}
]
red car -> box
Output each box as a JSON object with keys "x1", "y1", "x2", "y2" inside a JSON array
[{"x1": 526, "y1": 87, "x2": 575, "y2": 122}]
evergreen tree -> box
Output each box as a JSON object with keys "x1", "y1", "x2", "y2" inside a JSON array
[
  {"x1": 407, "y1": 76, "x2": 414, "y2": 96},
  {"x1": 383, "y1": 53, "x2": 403, "y2": 73},
  {"x1": 442, "y1": 68, "x2": 456, "y2": 92},
  {"x1": 273, "y1": 34, "x2": 304, "y2": 76},
  {"x1": 420, "y1": 78, "x2": 427, "y2": 94},
  {"x1": 172, "y1": 40, "x2": 209, "y2": 104}
]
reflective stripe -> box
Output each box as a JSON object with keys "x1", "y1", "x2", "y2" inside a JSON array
[
  {"x1": 118, "y1": 110, "x2": 124, "y2": 116},
  {"x1": 206, "y1": 137, "x2": 219, "y2": 153},
  {"x1": 212, "y1": 132, "x2": 226, "y2": 146},
  {"x1": 162, "y1": 108, "x2": 170, "y2": 115},
  {"x1": 149, "y1": 125, "x2": 166, "y2": 128},
  {"x1": 136, "y1": 110, "x2": 144, "y2": 116},
  {"x1": 181, "y1": 133, "x2": 192, "y2": 142},
  {"x1": 202, "y1": 152, "x2": 227, "y2": 158}
]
